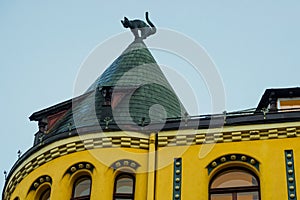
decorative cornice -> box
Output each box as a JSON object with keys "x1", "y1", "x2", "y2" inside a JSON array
[
  {"x1": 3, "y1": 134, "x2": 149, "y2": 200},
  {"x1": 158, "y1": 126, "x2": 300, "y2": 147},
  {"x1": 4, "y1": 123, "x2": 300, "y2": 199}
]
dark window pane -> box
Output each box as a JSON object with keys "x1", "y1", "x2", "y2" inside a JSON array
[
  {"x1": 210, "y1": 168, "x2": 260, "y2": 200},
  {"x1": 73, "y1": 177, "x2": 91, "y2": 198},
  {"x1": 40, "y1": 188, "x2": 51, "y2": 200},
  {"x1": 114, "y1": 173, "x2": 135, "y2": 200},
  {"x1": 237, "y1": 191, "x2": 259, "y2": 200},
  {"x1": 116, "y1": 177, "x2": 134, "y2": 194},
  {"x1": 211, "y1": 171, "x2": 258, "y2": 189}
]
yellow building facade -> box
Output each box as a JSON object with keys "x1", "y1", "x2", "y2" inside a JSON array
[
  {"x1": 3, "y1": 117, "x2": 300, "y2": 200},
  {"x1": 3, "y1": 24, "x2": 300, "y2": 200}
]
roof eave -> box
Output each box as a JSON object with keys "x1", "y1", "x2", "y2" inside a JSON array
[{"x1": 29, "y1": 90, "x2": 95, "y2": 121}]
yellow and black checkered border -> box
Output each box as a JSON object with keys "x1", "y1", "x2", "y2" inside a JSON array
[
  {"x1": 158, "y1": 122, "x2": 300, "y2": 147},
  {"x1": 4, "y1": 122, "x2": 300, "y2": 199},
  {"x1": 4, "y1": 131, "x2": 149, "y2": 200}
]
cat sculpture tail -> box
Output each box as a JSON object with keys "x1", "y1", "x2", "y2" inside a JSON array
[{"x1": 145, "y1": 12, "x2": 156, "y2": 38}]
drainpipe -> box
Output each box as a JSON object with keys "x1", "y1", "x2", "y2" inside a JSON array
[{"x1": 147, "y1": 132, "x2": 157, "y2": 200}]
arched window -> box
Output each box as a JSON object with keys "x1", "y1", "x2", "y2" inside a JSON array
[
  {"x1": 72, "y1": 176, "x2": 92, "y2": 200},
  {"x1": 113, "y1": 173, "x2": 135, "y2": 200},
  {"x1": 39, "y1": 188, "x2": 51, "y2": 200},
  {"x1": 209, "y1": 168, "x2": 260, "y2": 200}
]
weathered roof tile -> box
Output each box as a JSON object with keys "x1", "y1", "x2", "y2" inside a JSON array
[{"x1": 50, "y1": 41, "x2": 186, "y2": 133}]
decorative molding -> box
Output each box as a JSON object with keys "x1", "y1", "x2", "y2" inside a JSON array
[
  {"x1": 4, "y1": 124, "x2": 300, "y2": 199},
  {"x1": 158, "y1": 126, "x2": 300, "y2": 147},
  {"x1": 110, "y1": 159, "x2": 140, "y2": 171},
  {"x1": 285, "y1": 150, "x2": 297, "y2": 200},
  {"x1": 207, "y1": 154, "x2": 259, "y2": 175},
  {"x1": 4, "y1": 135, "x2": 149, "y2": 200},
  {"x1": 65, "y1": 162, "x2": 95, "y2": 176},
  {"x1": 29, "y1": 175, "x2": 52, "y2": 192},
  {"x1": 173, "y1": 158, "x2": 182, "y2": 200}
]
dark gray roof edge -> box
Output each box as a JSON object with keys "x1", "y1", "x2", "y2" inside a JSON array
[
  {"x1": 29, "y1": 90, "x2": 95, "y2": 121},
  {"x1": 256, "y1": 87, "x2": 300, "y2": 112}
]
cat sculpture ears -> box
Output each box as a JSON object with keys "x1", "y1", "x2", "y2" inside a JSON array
[
  {"x1": 121, "y1": 17, "x2": 129, "y2": 28},
  {"x1": 121, "y1": 12, "x2": 156, "y2": 41}
]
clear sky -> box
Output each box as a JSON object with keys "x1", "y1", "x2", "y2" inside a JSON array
[{"x1": 1, "y1": 0, "x2": 300, "y2": 191}]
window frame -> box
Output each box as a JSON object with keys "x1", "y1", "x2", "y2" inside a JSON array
[
  {"x1": 39, "y1": 188, "x2": 51, "y2": 200},
  {"x1": 209, "y1": 167, "x2": 260, "y2": 200},
  {"x1": 113, "y1": 173, "x2": 135, "y2": 200},
  {"x1": 71, "y1": 175, "x2": 92, "y2": 200}
]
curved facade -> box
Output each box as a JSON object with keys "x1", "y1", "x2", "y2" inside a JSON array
[
  {"x1": 3, "y1": 38, "x2": 300, "y2": 200},
  {"x1": 4, "y1": 120, "x2": 300, "y2": 200}
]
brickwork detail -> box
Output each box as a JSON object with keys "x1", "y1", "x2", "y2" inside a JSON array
[{"x1": 158, "y1": 126, "x2": 300, "y2": 147}]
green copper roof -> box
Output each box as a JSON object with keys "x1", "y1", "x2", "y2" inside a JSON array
[
  {"x1": 50, "y1": 41, "x2": 187, "y2": 133},
  {"x1": 87, "y1": 41, "x2": 158, "y2": 90}
]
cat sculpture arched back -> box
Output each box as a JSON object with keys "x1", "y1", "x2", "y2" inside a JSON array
[{"x1": 121, "y1": 12, "x2": 156, "y2": 41}]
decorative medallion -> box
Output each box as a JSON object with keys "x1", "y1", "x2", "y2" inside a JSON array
[
  {"x1": 110, "y1": 159, "x2": 140, "y2": 171},
  {"x1": 173, "y1": 158, "x2": 182, "y2": 200},
  {"x1": 29, "y1": 175, "x2": 52, "y2": 192},
  {"x1": 66, "y1": 162, "x2": 95, "y2": 175},
  {"x1": 285, "y1": 150, "x2": 297, "y2": 200},
  {"x1": 207, "y1": 154, "x2": 259, "y2": 174}
]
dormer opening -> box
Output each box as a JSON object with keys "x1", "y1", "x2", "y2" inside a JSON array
[
  {"x1": 100, "y1": 86, "x2": 113, "y2": 106},
  {"x1": 38, "y1": 118, "x2": 48, "y2": 133},
  {"x1": 278, "y1": 98, "x2": 300, "y2": 111},
  {"x1": 256, "y1": 87, "x2": 300, "y2": 113}
]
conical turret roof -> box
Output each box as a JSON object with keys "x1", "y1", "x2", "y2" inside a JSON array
[
  {"x1": 86, "y1": 41, "x2": 158, "y2": 90},
  {"x1": 50, "y1": 41, "x2": 187, "y2": 133}
]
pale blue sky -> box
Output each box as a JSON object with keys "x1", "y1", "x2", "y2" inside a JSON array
[{"x1": 1, "y1": 0, "x2": 300, "y2": 191}]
